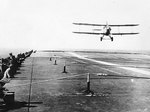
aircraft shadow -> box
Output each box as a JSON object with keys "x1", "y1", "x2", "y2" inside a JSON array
[{"x1": 0, "y1": 101, "x2": 42, "y2": 112}]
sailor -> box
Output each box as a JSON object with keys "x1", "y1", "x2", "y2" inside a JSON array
[
  {"x1": 9, "y1": 53, "x2": 17, "y2": 74},
  {"x1": 0, "y1": 65, "x2": 11, "y2": 89},
  {"x1": 1, "y1": 65, "x2": 11, "y2": 80},
  {"x1": 1, "y1": 59, "x2": 9, "y2": 74}
]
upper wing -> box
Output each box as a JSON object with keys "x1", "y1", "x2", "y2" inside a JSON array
[
  {"x1": 73, "y1": 32, "x2": 139, "y2": 35},
  {"x1": 73, "y1": 23, "x2": 139, "y2": 27},
  {"x1": 112, "y1": 33, "x2": 139, "y2": 35},
  {"x1": 73, "y1": 32, "x2": 104, "y2": 35},
  {"x1": 73, "y1": 23, "x2": 106, "y2": 26}
]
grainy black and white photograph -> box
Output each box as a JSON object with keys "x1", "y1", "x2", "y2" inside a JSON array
[{"x1": 0, "y1": 0, "x2": 150, "y2": 112}]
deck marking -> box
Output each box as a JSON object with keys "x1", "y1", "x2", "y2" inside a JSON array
[{"x1": 7, "y1": 73, "x2": 87, "y2": 88}]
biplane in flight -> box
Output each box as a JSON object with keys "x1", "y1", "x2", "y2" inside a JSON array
[{"x1": 73, "y1": 22, "x2": 139, "y2": 41}]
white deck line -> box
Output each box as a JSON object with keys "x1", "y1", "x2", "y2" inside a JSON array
[
  {"x1": 68, "y1": 52, "x2": 150, "y2": 76},
  {"x1": 7, "y1": 73, "x2": 87, "y2": 88}
]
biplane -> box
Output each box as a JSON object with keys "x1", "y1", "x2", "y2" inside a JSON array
[{"x1": 73, "y1": 22, "x2": 139, "y2": 41}]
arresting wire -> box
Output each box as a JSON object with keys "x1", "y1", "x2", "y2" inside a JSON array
[{"x1": 27, "y1": 57, "x2": 34, "y2": 112}]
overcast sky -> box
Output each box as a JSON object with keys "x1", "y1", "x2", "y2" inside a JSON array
[{"x1": 0, "y1": 0, "x2": 150, "y2": 51}]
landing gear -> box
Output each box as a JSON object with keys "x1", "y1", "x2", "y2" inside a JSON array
[
  {"x1": 100, "y1": 36, "x2": 113, "y2": 41},
  {"x1": 100, "y1": 37, "x2": 103, "y2": 41},
  {"x1": 110, "y1": 37, "x2": 113, "y2": 41},
  {"x1": 100, "y1": 35, "x2": 104, "y2": 41}
]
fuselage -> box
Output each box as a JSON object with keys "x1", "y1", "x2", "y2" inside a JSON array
[
  {"x1": 103, "y1": 25, "x2": 111, "y2": 36},
  {"x1": 101, "y1": 24, "x2": 113, "y2": 41}
]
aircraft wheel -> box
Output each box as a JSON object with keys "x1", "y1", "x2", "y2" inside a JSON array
[
  {"x1": 111, "y1": 37, "x2": 113, "y2": 41},
  {"x1": 100, "y1": 37, "x2": 103, "y2": 41}
]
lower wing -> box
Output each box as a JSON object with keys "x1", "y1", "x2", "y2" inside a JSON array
[
  {"x1": 112, "y1": 33, "x2": 139, "y2": 35},
  {"x1": 73, "y1": 32, "x2": 104, "y2": 35}
]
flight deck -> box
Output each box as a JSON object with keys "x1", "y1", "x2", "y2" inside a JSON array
[{"x1": 2, "y1": 51, "x2": 150, "y2": 112}]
